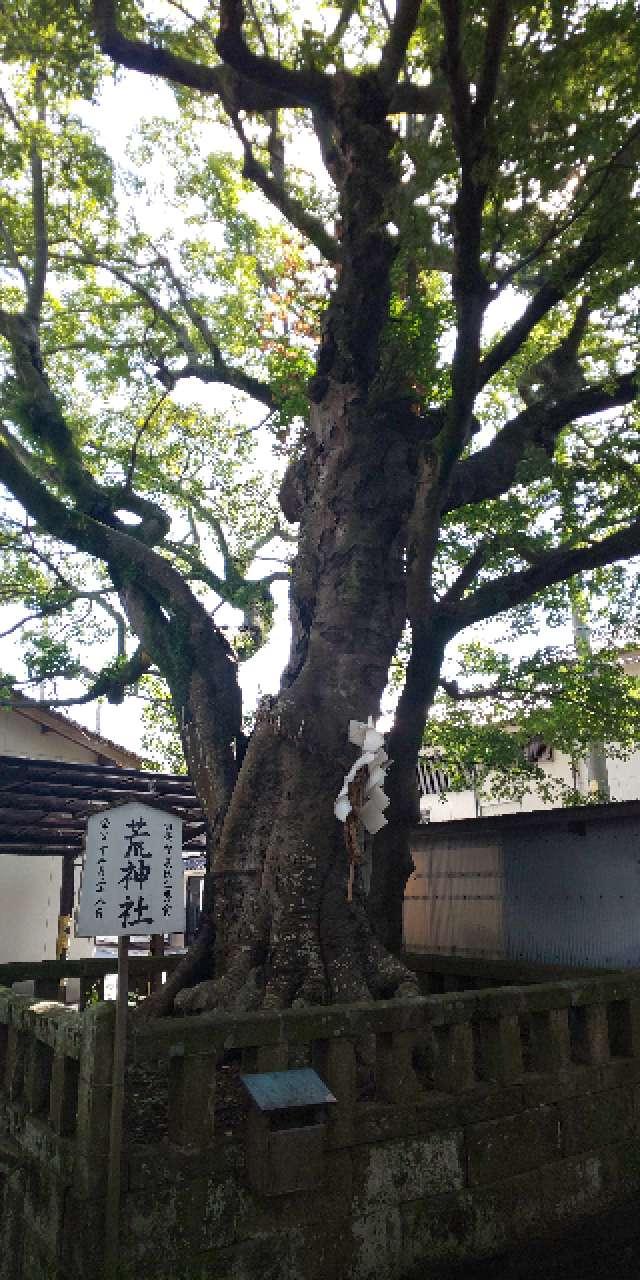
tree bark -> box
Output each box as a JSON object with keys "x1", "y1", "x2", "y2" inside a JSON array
[
  {"x1": 174, "y1": 384, "x2": 424, "y2": 1012},
  {"x1": 368, "y1": 621, "x2": 449, "y2": 952},
  {"x1": 149, "y1": 77, "x2": 445, "y2": 1014}
]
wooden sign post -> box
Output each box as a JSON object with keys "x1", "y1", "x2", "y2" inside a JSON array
[
  {"x1": 105, "y1": 935, "x2": 129, "y2": 1280},
  {"x1": 76, "y1": 801, "x2": 183, "y2": 1280}
]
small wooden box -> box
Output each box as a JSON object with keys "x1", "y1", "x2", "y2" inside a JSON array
[{"x1": 240, "y1": 1068, "x2": 336, "y2": 1198}]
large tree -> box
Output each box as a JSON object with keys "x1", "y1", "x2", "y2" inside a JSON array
[{"x1": 0, "y1": 0, "x2": 639, "y2": 1012}]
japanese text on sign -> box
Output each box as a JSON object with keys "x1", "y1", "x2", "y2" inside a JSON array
[{"x1": 77, "y1": 802, "x2": 183, "y2": 936}]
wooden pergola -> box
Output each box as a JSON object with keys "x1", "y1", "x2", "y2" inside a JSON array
[{"x1": 0, "y1": 753, "x2": 207, "y2": 855}]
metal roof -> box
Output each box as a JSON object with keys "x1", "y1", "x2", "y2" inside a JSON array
[
  {"x1": 413, "y1": 798, "x2": 640, "y2": 844},
  {"x1": 240, "y1": 1068, "x2": 336, "y2": 1112}
]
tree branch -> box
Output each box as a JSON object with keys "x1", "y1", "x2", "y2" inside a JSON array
[
  {"x1": 0, "y1": 87, "x2": 20, "y2": 131},
  {"x1": 446, "y1": 369, "x2": 639, "y2": 513},
  {"x1": 124, "y1": 392, "x2": 171, "y2": 492},
  {"x1": 478, "y1": 233, "x2": 603, "y2": 387},
  {"x1": 246, "y1": 521, "x2": 294, "y2": 558},
  {"x1": 325, "y1": 0, "x2": 357, "y2": 45},
  {"x1": 480, "y1": 125, "x2": 640, "y2": 386},
  {"x1": 53, "y1": 250, "x2": 278, "y2": 408},
  {"x1": 158, "y1": 357, "x2": 277, "y2": 409},
  {"x1": 439, "y1": 676, "x2": 506, "y2": 700},
  {"x1": 0, "y1": 424, "x2": 214, "y2": 619},
  {"x1": 232, "y1": 116, "x2": 339, "y2": 261},
  {"x1": 437, "y1": 0, "x2": 492, "y2": 470},
  {"x1": 154, "y1": 254, "x2": 220, "y2": 354},
  {"x1": 441, "y1": 518, "x2": 640, "y2": 631},
  {"x1": 0, "y1": 601, "x2": 70, "y2": 639},
  {"x1": 95, "y1": 257, "x2": 199, "y2": 360},
  {"x1": 164, "y1": 540, "x2": 227, "y2": 596},
  {"x1": 438, "y1": 0, "x2": 472, "y2": 149},
  {"x1": 0, "y1": 310, "x2": 120, "y2": 522},
  {"x1": 216, "y1": 0, "x2": 333, "y2": 112},
  {"x1": 0, "y1": 385, "x2": 170, "y2": 548},
  {"x1": 379, "y1": 0, "x2": 423, "y2": 91},
  {"x1": 440, "y1": 539, "x2": 493, "y2": 602},
  {"x1": 94, "y1": 0, "x2": 440, "y2": 121},
  {"x1": 310, "y1": 109, "x2": 345, "y2": 194},
  {"x1": 473, "y1": 0, "x2": 511, "y2": 131},
  {"x1": 390, "y1": 80, "x2": 446, "y2": 114},
  {"x1": 93, "y1": 0, "x2": 309, "y2": 111},
  {"x1": 16, "y1": 646, "x2": 154, "y2": 708},
  {"x1": 85, "y1": 645, "x2": 152, "y2": 704},
  {"x1": 0, "y1": 214, "x2": 30, "y2": 293},
  {"x1": 26, "y1": 72, "x2": 47, "y2": 324},
  {"x1": 492, "y1": 119, "x2": 640, "y2": 296}
]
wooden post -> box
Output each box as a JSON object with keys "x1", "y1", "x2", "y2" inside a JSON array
[
  {"x1": 105, "y1": 936, "x2": 129, "y2": 1280},
  {"x1": 56, "y1": 852, "x2": 75, "y2": 962},
  {"x1": 150, "y1": 933, "x2": 165, "y2": 994}
]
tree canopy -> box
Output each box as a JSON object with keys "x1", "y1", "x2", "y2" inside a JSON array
[{"x1": 0, "y1": 0, "x2": 639, "y2": 1011}]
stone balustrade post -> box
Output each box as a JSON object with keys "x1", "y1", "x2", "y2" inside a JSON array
[
  {"x1": 528, "y1": 1008, "x2": 571, "y2": 1073},
  {"x1": 0, "y1": 1021, "x2": 8, "y2": 1086},
  {"x1": 576, "y1": 1002, "x2": 610, "y2": 1065},
  {"x1": 375, "y1": 1030, "x2": 421, "y2": 1104},
  {"x1": 477, "y1": 1015, "x2": 523, "y2": 1085},
  {"x1": 49, "y1": 1053, "x2": 80, "y2": 1136},
  {"x1": 33, "y1": 976, "x2": 62, "y2": 1002},
  {"x1": 24, "y1": 1036, "x2": 53, "y2": 1115},
  {"x1": 433, "y1": 1021, "x2": 475, "y2": 1093},
  {"x1": 168, "y1": 1048, "x2": 218, "y2": 1147},
  {"x1": 5, "y1": 1026, "x2": 27, "y2": 1102},
  {"x1": 75, "y1": 1003, "x2": 114, "y2": 1196},
  {"x1": 608, "y1": 998, "x2": 640, "y2": 1059},
  {"x1": 313, "y1": 1037, "x2": 356, "y2": 1145}
]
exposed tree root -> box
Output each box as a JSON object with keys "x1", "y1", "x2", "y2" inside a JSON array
[
  {"x1": 136, "y1": 915, "x2": 215, "y2": 1019},
  {"x1": 170, "y1": 875, "x2": 419, "y2": 1016}
]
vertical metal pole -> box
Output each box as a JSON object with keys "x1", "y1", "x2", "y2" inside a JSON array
[{"x1": 105, "y1": 936, "x2": 129, "y2": 1280}]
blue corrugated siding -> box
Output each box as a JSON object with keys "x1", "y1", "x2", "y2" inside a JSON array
[{"x1": 503, "y1": 821, "x2": 640, "y2": 968}]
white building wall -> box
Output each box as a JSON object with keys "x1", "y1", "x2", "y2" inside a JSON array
[
  {"x1": 419, "y1": 748, "x2": 640, "y2": 823},
  {"x1": 421, "y1": 790, "x2": 478, "y2": 823},
  {"x1": 0, "y1": 855, "x2": 59, "y2": 962},
  {"x1": 0, "y1": 709, "x2": 100, "y2": 762},
  {"x1": 606, "y1": 751, "x2": 640, "y2": 802}
]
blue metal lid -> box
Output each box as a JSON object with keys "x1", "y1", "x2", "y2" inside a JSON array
[{"x1": 239, "y1": 1067, "x2": 336, "y2": 1111}]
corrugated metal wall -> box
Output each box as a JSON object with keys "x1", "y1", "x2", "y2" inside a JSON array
[{"x1": 404, "y1": 813, "x2": 640, "y2": 968}]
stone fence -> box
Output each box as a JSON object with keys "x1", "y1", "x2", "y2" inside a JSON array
[
  {"x1": 0, "y1": 954, "x2": 184, "y2": 1008},
  {"x1": 3, "y1": 969, "x2": 640, "y2": 1278}
]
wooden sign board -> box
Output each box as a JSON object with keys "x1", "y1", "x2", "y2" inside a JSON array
[{"x1": 77, "y1": 801, "x2": 183, "y2": 936}]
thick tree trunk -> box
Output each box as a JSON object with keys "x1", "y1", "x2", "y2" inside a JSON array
[
  {"x1": 142, "y1": 73, "x2": 441, "y2": 1015},
  {"x1": 176, "y1": 690, "x2": 419, "y2": 1013},
  {"x1": 173, "y1": 385, "x2": 425, "y2": 1012}
]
